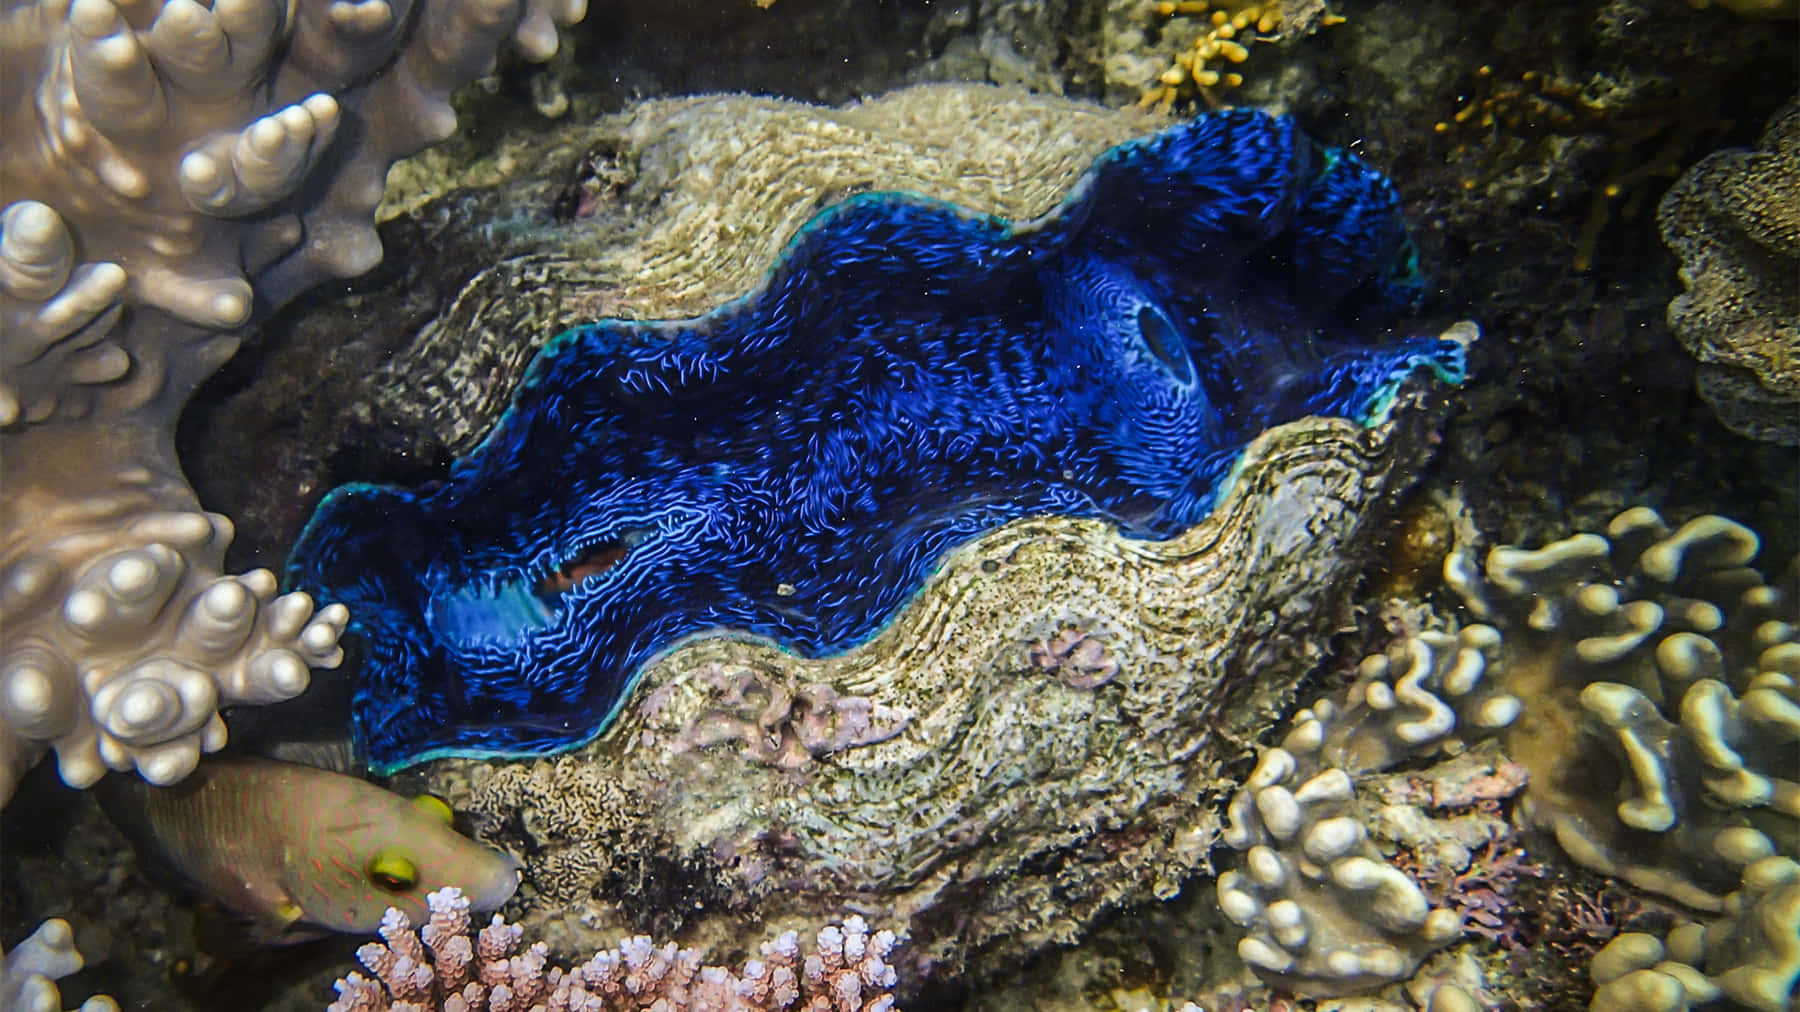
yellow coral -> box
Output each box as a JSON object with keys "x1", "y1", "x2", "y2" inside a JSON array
[{"x1": 1139, "y1": 2, "x2": 1339, "y2": 113}]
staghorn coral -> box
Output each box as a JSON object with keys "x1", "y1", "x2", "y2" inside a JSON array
[
  {"x1": 0, "y1": 0, "x2": 584, "y2": 804},
  {"x1": 1658, "y1": 95, "x2": 1800, "y2": 444},
  {"x1": 0, "y1": 918, "x2": 118, "y2": 1012},
  {"x1": 326, "y1": 886, "x2": 899, "y2": 1012},
  {"x1": 1445, "y1": 507, "x2": 1800, "y2": 914}
]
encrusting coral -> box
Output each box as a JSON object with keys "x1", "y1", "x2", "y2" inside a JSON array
[
  {"x1": 0, "y1": 0, "x2": 584, "y2": 804},
  {"x1": 1657, "y1": 95, "x2": 1800, "y2": 445},
  {"x1": 326, "y1": 886, "x2": 899, "y2": 1012}
]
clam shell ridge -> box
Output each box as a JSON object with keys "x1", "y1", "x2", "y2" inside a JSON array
[
  {"x1": 292, "y1": 95, "x2": 1459, "y2": 771},
  {"x1": 291, "y1": 84, "x2": 1469, "y2": 986},
  {"x1": 422, "y1": 398, "x2": 1453, "y2": 985}
]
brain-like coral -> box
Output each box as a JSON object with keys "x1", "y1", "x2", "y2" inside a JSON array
[{"x1": 1658, "y1": 96, "x2": 1800, "y2": 444}]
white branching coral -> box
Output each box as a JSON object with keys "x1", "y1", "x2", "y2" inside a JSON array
[
  {"x1": 0, "y1": 0, "x2": 584, "y2": 804},
  {"x1": 328, "y1": 886, "x2": 901, "y2": 1011}
]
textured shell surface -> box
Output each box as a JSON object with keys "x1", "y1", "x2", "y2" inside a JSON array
[
  {"x1": 291, "y1": 89, "x2": 1462, "y2": 773},
  {"x1": 276, "y1": 84, "x2": 1464, "y2": 987}
]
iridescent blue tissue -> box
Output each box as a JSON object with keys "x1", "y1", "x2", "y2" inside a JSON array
[{"x1": 288, "y1": 110, "x2": 1466, "y2": 772}]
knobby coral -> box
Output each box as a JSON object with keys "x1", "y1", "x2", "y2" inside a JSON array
[
  {"x1": 1446, "y1": 507, "x2": 1799, "y2": 915},
  {"x1": 0, "y1": 0, "x2": 584, "y2": 803},
  {"x1": 1215, "y1": 505, "x2": 1797, "y2": 1004},
  {"x1": 0, "y1": 917, "x2": 118, "y2": 1012},
  {"x1": 1216, "y1": 626, "x2": 1515, "y2": 996},
  {"x1": 327, "y1": 886, "x2": 899, "y2": 1012},
  {"x1": 1589, "y1": 856, "x2": 1800, "y2": 1012}
]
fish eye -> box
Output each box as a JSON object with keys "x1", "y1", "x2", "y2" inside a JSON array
[
  {"x1": 1135, "y1": 306, "x2": 1195, "y2": 386},
  {"x1": 367, "y1": 846, "x2": 420, "y2": 892},
  {"x1": 411, "y1": 794, "x2": 455, "y2": 826}
]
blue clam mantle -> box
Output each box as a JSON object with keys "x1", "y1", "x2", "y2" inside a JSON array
[{"x1": 289, "y1": 109, "x2": 1465, "y2": 773}]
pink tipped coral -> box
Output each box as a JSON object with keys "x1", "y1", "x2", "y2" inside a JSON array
[{"x1": 327, "y1": 887, "x2": 900, "y2": 1012}]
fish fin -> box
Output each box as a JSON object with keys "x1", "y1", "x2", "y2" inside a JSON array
[
  {"x1": 192, "y1": 898, "x2": 325, "y2": 953},
  {"x1": 248, "y1": 898, "x2": 328, "y2": 946}
]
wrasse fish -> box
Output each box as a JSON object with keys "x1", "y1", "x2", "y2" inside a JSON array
[{"x1": 98, "y1": 756, "x2": 520, "y2": 942}]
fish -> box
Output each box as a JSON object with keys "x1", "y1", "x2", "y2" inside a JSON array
[{"x1": 96, "y1": 755, "x2": 520, "y2": 942}]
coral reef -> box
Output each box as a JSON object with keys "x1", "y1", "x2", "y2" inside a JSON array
[
  {"x1": 0, "y1": 1, "x2": 1794, "y2": 1009},
  {"x1": 1214, "y1": 626, "x2": 1514, "y2": 996},
  {"x1": 0, "y1": 918, "x2": 117, "y2": 1012},
  {"x1": 410, "y1": 374, "x2": 1462, "y2": 986},
  {"x1": 1589, "y1": 856, "x2": 1800, "y2": 1012},
  {"x1": 1658, "y1": 96, "x2": 1800, "y2": 445},
  {"x1": 1446, "y1": 507, "x2": 1800, "y2": 914},
  {"x1": 288, "y1": 105, "x2": 1461, "y2": 771},
  {"x1": 0, "y1": 0, "x2": 583, "y2": 803},
  {"x1": 327, "y1": 886, "x2": 898, "y2": 1011}
]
